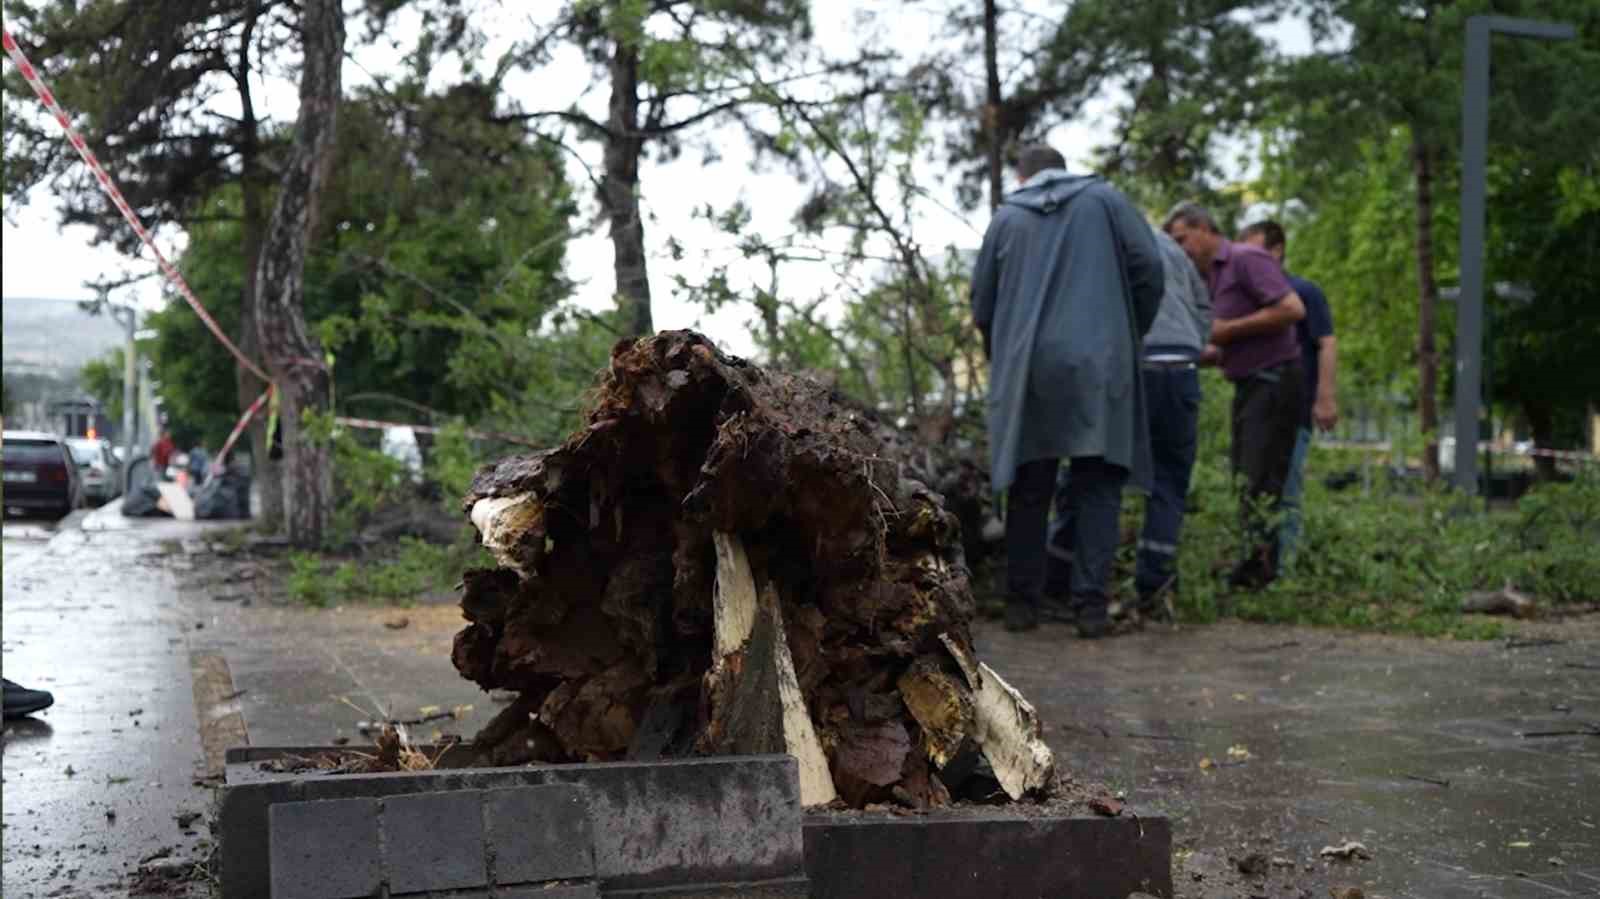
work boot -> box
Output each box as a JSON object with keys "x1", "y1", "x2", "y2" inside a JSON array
[
  {"x1": 1074, "y1": 604, "x2": 1110, "y2": 639},
  {"x1": 1004, "y1": 601, "x2": 1039, "y2": 633},
  {"x1": 3, "y1": 679, "x2": 54, "y2": 719},
  {"x1": 1039, "y1": 594, "x2": 1077, "y2": 624}
]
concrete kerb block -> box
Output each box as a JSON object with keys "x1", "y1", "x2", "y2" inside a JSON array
[
  {"x1": 267, "y1": 797, "x2": 382, "y2": 899},
  {"x1": 224, "y1": 751, "x2": 806, "y2": 899},
  {"x1": 486, "y1": 784, "x2": 595, "y2": 885},
  {"x1": 385, "y1": 789, "x2": 489, "y2": 895}
]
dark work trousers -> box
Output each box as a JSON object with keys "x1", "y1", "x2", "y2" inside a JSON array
[
  {"x1": 1013, "y1": 457, "x2": 1127, "y2": 620},
  {"x1": 1135, "y1": 364, "x2": 1202, "y2": 599},
  {"x1": 1230, "y1": 358, "x2": 1304, "y2": 583}
]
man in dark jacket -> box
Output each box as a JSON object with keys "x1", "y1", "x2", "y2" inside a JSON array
[{"x1": 971, "y1": 145, "x2": 1164, "y2": 635}]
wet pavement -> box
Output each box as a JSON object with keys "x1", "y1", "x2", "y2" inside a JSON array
[
  {"x1": 6, "y1": 508, "x2": 1600, "y2": 898},
  {"x1": 981, "y1": 617, "x2": 1600, "y2": 897},
  {"x1": 3, "y1": 509, "x2": 234, "y2": 898}
]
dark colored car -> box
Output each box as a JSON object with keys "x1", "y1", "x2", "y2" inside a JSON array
[{"x1": 2, "y1": 431, "x2": 84, "y2": 518}]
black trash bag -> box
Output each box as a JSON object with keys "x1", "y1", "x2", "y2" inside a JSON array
[
  {"x1": 120, "y1": 457, "x2": 172, "y2": 518},
  {"x1": 194, "y1": 469, "x2": 251, "y2": 520}
]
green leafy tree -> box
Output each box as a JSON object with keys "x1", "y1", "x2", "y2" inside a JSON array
[
  {"x1": 1275, "y1": 0, "x2": 1600, "y2": 480},
  {"x1": 78, "y1": 348, "x2": 126, "y2": 428}
]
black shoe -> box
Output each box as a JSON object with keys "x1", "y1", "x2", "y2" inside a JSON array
[
  {"x1": 1074, "y1": 610, "x2": 1110, "y2": 639},
  {"x1": 1004, "y1": 602, "x2": 1039, "y2": 632},
  {"x1": 1039, "y1": 595, "x2": 1077, "y2": 624},
  {"x1": 3, "y1": 679, "x2": 54, "y2": 719}
]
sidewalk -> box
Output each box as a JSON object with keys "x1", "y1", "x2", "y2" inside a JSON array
[{"x1": 7, "y1": 510, "x2": 1600, "y2": 898}]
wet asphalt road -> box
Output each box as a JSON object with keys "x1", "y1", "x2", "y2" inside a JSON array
[
  {"x1": 3, "y1": 512, "x2": 218, "y2": 898},
  {"x1": 982, "y1": 616, "x2": 1600, "y2": 898}
]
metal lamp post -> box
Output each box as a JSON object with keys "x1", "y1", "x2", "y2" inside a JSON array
[{"x1": 1453, "y1": 15, "x2": 1576, "y2": 494}]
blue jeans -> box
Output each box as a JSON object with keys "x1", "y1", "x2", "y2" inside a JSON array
[
  {"x1": 1016, "y1": 457, "x2": 1127, "y2": 620},
  {"x1": 1278, "y1": 426, "x2": 1313, "y2": 572},
  {"x1": 1046, "y1": 366, "x2": 1199, "y2": 603},
  {"x1": 1135, "y1": 366, "x2": 1201, "y2": 598}
]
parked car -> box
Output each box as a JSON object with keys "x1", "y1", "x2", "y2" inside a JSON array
[
  {"x1": 2, "y1": 430, "x2": 84, "y2": 518},
  {"x1": 66, "y1": 437, "x2": 123, "y2": 505}
]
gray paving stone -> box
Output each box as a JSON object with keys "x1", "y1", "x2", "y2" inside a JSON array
[
  {"x1": 485, "y1": 784, "x2": 595, "y2": 884},
  {"x1": 384, "y1": 789, "x2": 489, "y2": 895},
  {"x1": 267, "y1": 797, "x2": 382, "y2": 899}
]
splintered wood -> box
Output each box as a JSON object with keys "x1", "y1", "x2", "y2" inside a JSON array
[{"x1": 454, "y1": 330, "x2": 1053, "y2": 808}]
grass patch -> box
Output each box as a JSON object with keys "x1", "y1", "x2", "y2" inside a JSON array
[
  {"x1": 1161, "y1": 372, "x2": 1600, "y2": 638},
  {"x1": 286, "y1": 536, "x2": 490, "y2": 607}
]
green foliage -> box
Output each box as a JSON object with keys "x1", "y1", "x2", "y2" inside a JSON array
[
  {"x1": 78, "y1": 349, "x2": 126, "y2": 427},
  {"x1": 146, "y1": 82, "x2": 581, "y2": 449},
  {"x1": 286, "y1": 538, "x2": 490, "y2": 607},
  {"x1": 1155, "y1": 373, "x2": 1596, "y2": 638}
]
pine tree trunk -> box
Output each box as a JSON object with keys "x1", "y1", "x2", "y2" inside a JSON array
[
  {"x1": 604, "y1": 41, "x2": 653, "y2": 337},
  {"x1": 1412, "y1": 138, "x2": 1441, "y2": 483},
  {"x1": 253, "y1": 0, "x2": 342, "y2": 547},
  {"x1": 234, "y1": 0, "x2": 281, "y2": 526},
  {"x1": 983, "y1": 0, "x2": 1002, "y2": 211}
]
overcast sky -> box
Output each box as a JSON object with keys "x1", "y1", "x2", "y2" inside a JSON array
[{"x1": 2, "y1": 1, "x2": 1314, "y2": 357}]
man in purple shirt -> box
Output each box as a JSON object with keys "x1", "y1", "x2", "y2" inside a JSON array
[{"x1": 1165, "y1": 203, "x2": 1306, "y2": 592}]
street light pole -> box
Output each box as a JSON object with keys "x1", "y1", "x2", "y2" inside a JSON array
[{"x1": 1453, "y1": 15, "x2": 1575, "y2": 494}]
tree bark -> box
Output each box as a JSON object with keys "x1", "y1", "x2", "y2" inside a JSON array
[
  {"x1": 983, "y1": 0, "x2": 1003, "y2": 211},
  {"x1": 254, "y1": 0, "x2": 342, "y2": 547},
  {"x1": 603, "y1": 40, "x2": 653, "y2": 337},
  {"x1": 234, "y1": 0, "x2": 282, "y2": 527},
  {"x1": 1411, "y1": 138, "x2": 1441, "y2": 483}
]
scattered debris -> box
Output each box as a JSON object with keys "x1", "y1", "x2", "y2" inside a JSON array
[
  {"x1": 1403, "y1": 773, "x2": 1450, "y2": 787},
  {"x1": 63, "y1": 765, "x2": 76, "y2": 778},
  {"x1": 174, "y1": 811, "x2": 202, "y2": 830},
  {"x1": 1549, "y1": 857, "x2": 1566, "y2": 867},
  {"x1": 1329, "y1": 887, "x2": 1364, "y2": 899},
  {"x1": 1461, "y1": 584, "x2": 1536, "y2": 618},
  {"x1": 1319, "y1": 841, "x2": 1371, "y2": 861},
  {"x1": 1519, "y1": 727, "x2": 1600, "y2": 738},
  {"x1": 1088, "y1": 795, "x2": 1124, "y2": 817},
  {"x1": 1227, "y1": 744, "x2": 1253, "y2": 761},
  {"x1": 1508, "y1": 840, "x2": 1533, "y2": 849},
  {"x1": 128, "y1": 708, "x2": 144, "y2": 717},
  {"x1": 138, "y1": 847, "x2": 173, "y2": 865},
  {"x1": 384, "y1": 617, "x2": 410, "y2": 630}
]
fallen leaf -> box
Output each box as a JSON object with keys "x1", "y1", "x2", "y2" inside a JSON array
[
  {"x1": 1319, "y1": 841, "x2": 1372, "y2": 861},
  {"x1": 384, "y1": 617, "x2": 409, "y2": 630},
  {"x1": 1232, "y1": 693, "x2": 1249, "y2": 702},
  {"x1": 417, "y1": 705, "x2": 441, "y2": 716},
  {"x1": 1227, "y1": 744, "x2": 1253, "y2": 760},
  {"x1": 1235, "y1": 852, "x2": 1269, "y2": 876},
  {"x1": 1329, "y1": 888, "x2": 1364, "y2": 899},
  {"x1": 450, "y1": 704, "x2": 474, "y2": 718},
  {"x1": 1198, "y1": 757, "x2": 1214, "y2": 770},
  {"x1": 1089, "y1": 795, "x2": 1124, "y2": 817}
]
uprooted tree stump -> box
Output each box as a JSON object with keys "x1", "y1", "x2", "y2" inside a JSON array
[{"x1": 452, "y1": 330, "x2": 1051, "y2": 809}]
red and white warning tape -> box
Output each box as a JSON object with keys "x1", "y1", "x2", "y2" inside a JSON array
[
  {"x1": 333, "y1": 416, "x2": 543, "y2": 448},
  {"x1": 2, "y1": 27, "x2": 271, "y2": 384}
]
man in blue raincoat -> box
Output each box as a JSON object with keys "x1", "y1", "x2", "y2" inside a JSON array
[{"x1": 970, "y1": 145, "x2": 1164, "y2": 635}]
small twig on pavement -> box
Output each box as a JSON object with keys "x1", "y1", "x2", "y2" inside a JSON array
[
  {"x1": 1520, "y1": 728, "x2": 1600, "y2": 738},
  {"x1": 1403, "y1": 773, "x2": 1451, "y2": 787},
  {"x1": 1231, "y1": 640, "x2": 1302, "y2": 653},
  {"x1": 1504, "y1": 638, "x2": 1564, "y2": 649}
]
